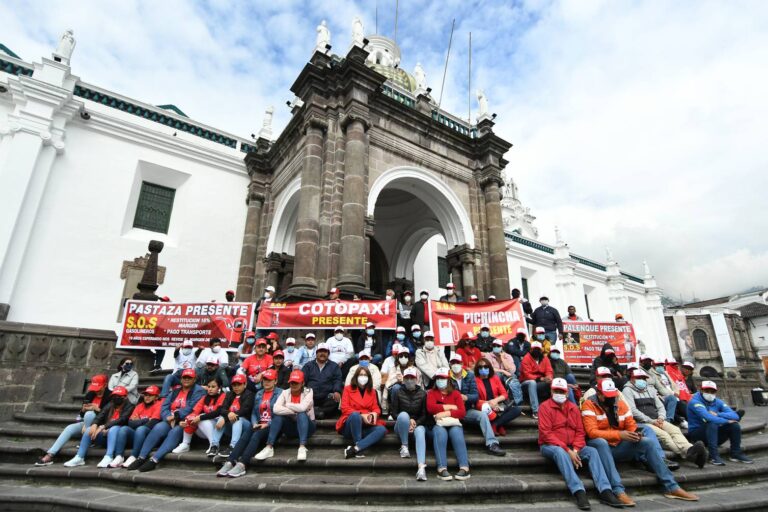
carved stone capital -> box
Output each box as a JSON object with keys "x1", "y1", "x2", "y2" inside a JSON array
[
  {"x1": 340, "y1": 112, "x2": 371, "y2": 132},
  {"x1": 247, "y1": 181, "x2": 267, "y2": 205},
  {"x1": 303, "y1": 115, "x2": 329, "y2": 135}
]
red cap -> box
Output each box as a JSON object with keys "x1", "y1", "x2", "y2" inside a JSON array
[
  {"x1": 615, "y1": 313, "x2": 624, "y2": 320},
  {"x1": 446, "y1": 283, "x2": 455, "y2": 289},
  {"x1": 111, "y1": 386, "x2": 128, "y2": 397},
  {"x1": 256, "y1": 338, "x2": 268, "y2": 346},
  {"x1": 267, "y1": 332, "x2": 279, "y2": 340},
  {"x1": 262, "y1": 369, "x2": 277, "y2": 381},
  {"x1": 87, "y1": 374, "x2": 107, "y2": 392},
  {"x1": 226, "y1": 290, "x2": 235, "y2": 295},
  {"x1": 143, "y1": 385, "x2": 160, "y2": 396},
  {"x1": 289, "y1": 370, "x2": 305, "y2": 384},
  {"x1": 329, "y1": 287, "x2": 339, "y2": 294},
  {"x1": 231, "y1": 374, "x2": 247, "y2": 385},
  {"x1": 598, "y1": 379, "x2": 619, "y2": 398},
  {"x1": 245, "y1": 331, "x2": 255, "y2": 338},
  {"x1": 161, "y1": 296, "x2": 171, "y2": 302},
  {"x1": 273, "y1": 350, "x2": 285, "y2": 358},
  {"x1": 181, "y1": 368, "x2": 197, "y2": 379}
]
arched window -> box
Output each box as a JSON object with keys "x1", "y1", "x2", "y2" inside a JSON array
[{"x1": 692, "y1": 329, "x2": 709, "y2": 351}]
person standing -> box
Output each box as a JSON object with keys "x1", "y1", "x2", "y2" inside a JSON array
[
  {"x1": 531, "y1": 296, "x2": 563, "y2": 347},
  {"x1": 410, "y1": 290, "x2": 431, "y2": 330},
  {"x1": 397, "y1": 290, "x2": 414, "y2": 334},
  {"x1": 511, "y1": 288, "x2": 533, "y2": 324},
  {"x1": 438, "y1": 283, "x2": 465, "y2": 303},
  {"x1": 565, "y1": 306, "x2": 583, "y2": 321}
]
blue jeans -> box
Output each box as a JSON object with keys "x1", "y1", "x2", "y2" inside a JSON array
[
  {"x1": 522, "y1": 380, "x2": 550, "y2": 413},
  {"x1": 47, "y1": 411, "x2": 96, "y2": 455},
  {"x1": 228, "y1": 426, "x2": 270, "y2": 465},
  {"x1": 463, "y1": 408, "x2": 498, "y2": 446},
  {"x1": 638, "y1": 424, "x2": 666, "y2": 463},
  {"x1": 432, "y1": 425, "x2": 469, "y2": 470},
  {"x1": 583, "y1": 438, "x2": 626, "y2": 494},
  {"x1": 662, "y1": 394, "x2": 678, "y2": 422},
  {"x1": 216, "y1": 418, "x2": 251, "y2": 448},
  {"x1": 493, "y1": 405, "x2": 522, "y2": 427},
  {"x1": 688, "y1": 421, "x2": 743, "y2": 459},
  {"x1": 394, "y1": 412, "x2": 426, "y2": 465},
  {"x1": 544, "y1": 331, "x2": 558, "y2": 343},
  {"x1": 341, "y1": 412, "x2": 387, "y2": 453},
  {"x1": 76, "y1": 431, "x2": 107, "y2": 459},
  {"x1": 564, "y1": 374, "x2": 578, "y2": 404},
  {"x1": 151, "y1": 425, "x2": 184, "y2": 461},
  {"x1": 115, "y1": 425, "x2": 152, "y2": 457},
  {"x1": 542, "y1": 444, "x2": 613, "y2": 494},
  {"x1": 267, "y1": 413, "x2": 316, "y2": 446},
  {"x1": 160, "y1": 371, "x2": 181, "y2": 398},
  {"x1": 505, "y1": 376, "x2": 524, "y2": 405},
  {"x1": 609, "y1": 437, "x2": 678, "y2": 492}
]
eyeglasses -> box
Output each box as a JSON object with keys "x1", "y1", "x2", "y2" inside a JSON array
[{"x1": 477, "y1": 366, "x2": 489, "y2": 369}]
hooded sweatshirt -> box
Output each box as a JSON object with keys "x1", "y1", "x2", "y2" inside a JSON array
[{"x1": 590, "y1": 343, "x2": 624, "y2": 386}]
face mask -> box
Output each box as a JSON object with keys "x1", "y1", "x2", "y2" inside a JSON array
[
  {"x1": 603, "y1": 396, "x2": 616, "y2": 408},
  {"x1": 635, "y1": 379, "x2": 648, "y2": 390},
  {"x1": 246, "y1": 338, "x2": 255, "y2": 345},
  {"x1": 451, "y1": 364, "x2": 463, "y2": 375},
  {"x1": 399, "y1": 356, "x2": 409, "y2": 365},
  {"x1": 386, "y1": 295, "x2": 394, "y2": 300},
  {"x1": 404, "y1": 296, "x2": 411, "y2": 303},
  {"x1": 655, "y1": 366, "x2": 665, "y2": 373},
  {"x1": 492, "y1": 346, "x2": 502, "y2": 354},
  {"x1": 420, "y1": 294, "x2": 428, "y2": 301},
  {"x1": 212, "y1": 346, "x2": 221, "y2": 354},
  {"x1": 702, "y1": 392, "x2": 716, "y2": 402},
  {"x1": 641, "y1": 362, "x2": 652, "y2": 370},
  {"x1": 516, "y1": 334, "x2": 526, "y2": 342},
  {"x1": 122, "y1": 363, "x2": 133, "y2": 372},
  {"x1": 552, "y1": 393, "x2": 567, "y2": 404},
  {"x1": 334, "y1": 333, "x2": 343, "y2": 341},
  {"x1": 412, "y1": 332, "x2": 421, "y2": 339},
  {"x1": 478, "y1": 368, "x2": 490, "y2": 377},
  {"x1": 531, "y1": 349, "x2": 542, "y2": 358},
  {"x1": 397, "y1": 334, "x2": 405, "y2": 341},
  {"x1": 366, "y1": 329, "x2": 375, "y2": 336},
  {"x1": 287, "y1": 346, "x2": 295, "y2": 352},
  {"x1": 540, "y1": 301, "x2": 549, "y2": 306},
  {"x1": 404, "y1": 380, "x2": 417, "y2": 391},
  {"x1": 182, "y1": 348, "x2": 193, "y2": 356},
  {"x1": 424, "y1": 341, "x2": 435, "y2": 350},
  {"x1": 435, "y1": 379, "x2": 448, "y2": 390},
  {"x1": 112, "y1": 397, "x2": 125, "y2": 406},
  {"x1": 359, "y1": 360, "x2": 370, "y2": 368},
  {"x1": 536, "y1": 335, "x2": 545, "y2": 341},
  {"x1": 357, "y1": 376, "x2": 369, "y2": 387},
  {"x1": 550, "y1": 352, "x2": 560, "y2": 360},
  {"x1": 264, "y1": 293, "x2": 271, "y2": 298},
  {"x1": 447, "y1": 290, "x2": 454, "y2": 296},
  {"x1": 480, "y1": 331, "x2": 490, "y2": 338}
]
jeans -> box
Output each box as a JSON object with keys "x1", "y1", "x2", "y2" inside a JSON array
[
  {"x1": 160, "y1": 371, "x2": 181, "y2": 398},
  {"x1": 115, "y1": 425, "x2": 152, "y2": 457},
  {"x1": 609, "y1": 437, "x2": 678, "y2": 492},
  {"x1": 492, "y1": 405, "x2": 522, "y2": 427},
  {"x1": 463, "y1": 408, "x2": 498, "y2": 446},
  {"x1": 140, "y1": 421, "x2": 185, "y2": 460},
  {"x1": 106, "y1": 426, "x2": 121, "y2": 457},
  {"x1": 76, "y1": 431, "x2": 107, "y2": 459},
  {"x1": 564, "y1": 374, "x2": 578, "y2": 404},
  {"x1": 544, "y1": 331, "x2": 558, "y2": 344},
  {"x1": 688, "y1": 421, "x2": 743, "y2": 459},
  {"x1": 541, "y1": 445, "x2": 613, "y2": 494},
  {"x1": 151, "y1": 425, "x2": 184, "y2": 461},
  {"x1": 213, "y1": 417, "x2": 251, "y2": 448},
  {"x1": 432, "y1": 425, "x2": 469, "y2": 470},
  {"x1": 505, "y1": 376, "x2": 524, "y2": 405},
  {"x1": 584, "y1": 438, "x2": 626, "y2": 494},
  {"x1": 662, "y1": 394, "x2": 678, "y2": 422},
  {"x1": 394, "y1": 412, "x2": 426, "y2": 465},
  {"x1": 637, "y1": 424, "x2": 667, "y2": 463},
  {"x1": 522, "y1": 380, "x2": 550, "y2": 413},
  {"x1": 47, "y1": 411, "x2": 96, "y2": 455},
  {"x1": 267, "y1": 413, "x2": 316, "y2": 446},
  {"x1": 228, "y1": 426, "x2": 270, "y2": 465},
  {"x1": 341, "y1": 412, "x2": 387, "y2": 453}
]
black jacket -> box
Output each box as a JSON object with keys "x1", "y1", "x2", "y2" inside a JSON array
[
  {"x1": 94, "y1": 401, "x2": 134, "y2": 429},
  {"x1": 393, "y1": 385, "x2": 428, "y2": 426},
  {"x1": 475, "y1": 334, "x2": 496, "y2": 353},
  {"x1": 221, "y1": 389, "x2": 255, "y2": 422},
  {"x1": 550, "y1": 356, "x2": 572, "y2": 379},
  {"x1": 531, "y1": 305, "x2": 563, "y2": 333},
  {"x1": 438, "y1": 294, "x2": 465, "y2": 303},
  {"x1": 80, "y1": 390, "x2": 112, "y2": 417},
  {"x1": 590, "y1": 343, "x2": 625, "y2": 386},
  {"x1": 196, "y1": 366, "x2": 229, "y2": 388},
  {"x1": 353, "y1": 332, "x2": 380, "y2": 356},
  {"x1": 409, "y1": 300, "x2": 430, "y2": 329},
  {"x1": 274, "y1": 365, "x2": 291, "y2": 389}
]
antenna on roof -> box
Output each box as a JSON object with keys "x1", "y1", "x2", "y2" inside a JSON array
[
  {"x1": 467, "y1": 31, "x2": 472, "y2": 123},
  {"x1": 437, "y1": 18, "x2": 456, "y2": 112},
  {"x1": 375, "y1": 0, "x2": 378, "y2": 34},
  {"x1": 394, "y1": 0, "x2": 400, "y2": 44}
]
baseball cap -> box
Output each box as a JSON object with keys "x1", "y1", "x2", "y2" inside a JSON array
[
  {"x1": 599, "y1": 379, "x2": 618, "y2": 398},
  {"x1": 403, "y1": 367, "x2": 419, "y2": 379},
  {"x1": 449, "y1": 352, "x2": 462, "y2": 363},
  {"x1": 273, "y1": 350, "x2": 284, "y2": 358},
  {"x1": 329, "y1": 287, "x2": 339, "y2": 294},
  {"x1": 411, "y1": 324, "x2": 421, "y2": 331},
  {"x1": 143, "y1": 385, "x2": 160, "y2": 396},
  {"x1": 206, "y1": 356, "x2": 220, "y2": 366},
  {"x1": 549, "y1": 346, "x2": 561, "y2": 353},
  {"x1": 316, "y1": 342, "x2": 330, "y2": 352},
  {"x1": 262, "y1": 369, "x2": 277, "y2": 381},
  {"x1": 265, "y1": 285, "x2": 276, "y2": 292},
  {"x1": 596, "y1": 366, "x2": 612, "y2": 377},
  {"x1": 446, "y1": 283, "x2": 455, "y2": 289},
  {"x1": 231, "y1": 374, "x2": 247, "y2": 385},
  {"x1": 639, "y1": 354, "x2": 653, "y2": 362},
  {"x1": 531, "y1": 341, "x2": 543, "y2": 350},
  {"x1": 366, "y1": 322, "x2": 375, "y2": 328},
  {"x1": 289, "y1": 370, "x2": 305, "y2": 383},
  {"x1": 397, "y1": 346, "x2": 411, "y2": 355},
  {"x1": 111, "y1": 386, "x2": 128, "y2": 397},
  {"x1": 516, "y1": 327, "x2": 528, "y2": 337},
  {"x1": 682, "y1": 361, "x2": 694, "y2": 369},
  {"x1": 87, "y1": 375, "x2": 107, "y2": 392},
  {"x1": 181, "y1": 368, "x2": 196, "y2": 378},
  {"x1": 334, "y1": 326, "x2": 345, "y2": 333},
  {"x1": 286, "y1": 337, "x2": 296, "y2": 345},
  {"x1": 226, "y1": 290, "x2": 235, "y2": 295},
  {"x1": 267, "y1": 332, "x2": 279, "y2": 340},
  {"x1": 424, "y1": 330, "x2": 434, "y2": 338},
  {"x1": 182, "y1": 340, "x2": 194, "y2": 348},
  {"x1": 305, "y1": 333, "x2": 316, "y2": 340},
  {"x1": 358, "y1": 349, "x2": 371, "y2": 360},
  {"x1": 604, "y1": 347, "x2": 615, "y2": 355},
  {"x1": 480, "y1": 323, "x2": 490, "y2": 330},
  {"x1": 551, "y1": 378, "x2": 568, "y2": 392},
  {"x1": 492, "y1": 338, "x2": 503, "y2": 346},
  {"x1": 256, "y1": 338, "x2": 268, "y2": 346},
  {"x1": 631, "y1": 368, "x2": 649, "y2": 379},
  {"x1": 701, "y1": 380, "x2": 718, "y2": 391},
  {"x1": 534, "y1": 326, "x2": 545, "y2": 334},
  {"x1": 396, "y1": 326, "x2": 406, "y2": 333},
  {"x1": 435, "y1": 367, "x2": 450, "y2": 378}
]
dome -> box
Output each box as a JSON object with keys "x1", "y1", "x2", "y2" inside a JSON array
[{"x1": 364, "y1": 35, "x2": 416, "y2": 93}]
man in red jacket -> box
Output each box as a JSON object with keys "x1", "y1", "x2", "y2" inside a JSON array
[
  {"x1": 520, "y1": 341, "x2": 553, "y2": 419},
  {"x1": 539, "y1": 378, "x2": 625, "y2": 510}
]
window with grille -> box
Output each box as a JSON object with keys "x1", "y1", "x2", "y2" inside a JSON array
[
  {"x1": 692, "y1": 329, "x2": 709, "y2": 351},
  {"x1": 521, "y1": 277, "x2": 530, "y2": 301},
  {"x1": 133, "y1": 181, "x2": 175, "y2": 233},
  {"x1": 437, "y1": 257, "x2": 449, "y2": 288}
]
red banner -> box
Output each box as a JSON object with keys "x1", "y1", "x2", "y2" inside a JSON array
[
  {"x1": 117, "y1": 300, "x2": 253, "y2": 350},
  {"x1": 429, "y1": 299, "x2": 527, "y2": 346},
  {"x1": 562, "y1": 321, "x2": 637, "y2": 365},
  {"x1": 256, "y1": 300, "x2": 397, "y2": 330}
]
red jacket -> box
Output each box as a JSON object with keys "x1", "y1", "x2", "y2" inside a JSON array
[
  {"x1": 520, "y1": 353, "x2": 553, "y2": 382},
  {"x1": 474, "y1": 375, "x2": 508, "y2": 409},
  {"x1": 665, "y1": 364, "x2": 692, "y2": 401},
  {"x1": 538, "y1": 398, "x2": 585, "y2": 450},
  {"x1": 457, "y1": 346, "x2": 482, "y2": 370},
  {"x1": 130, "y1": 401, "x2": 162, "y2": 421},
  {"x1": 336, "y1": 385, "x2": 385, "y2": 433},
  {"x1": 426, "y1": 388, "x2": 466, "y2": 420},
  {"x1": 242, "y1": 354, "x2": 274, "y2": 377}
]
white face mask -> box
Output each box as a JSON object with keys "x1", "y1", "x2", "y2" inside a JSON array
[
  {"x1": 424, "y1": 340, "x2": 435, "y2": 350},
  {"x1": 398, "y1": 356, "x2": 409, "y2": 365},
  {"x1": 541, "y1": 300, "x2": 549, "y2": 307},
  {"x1": 212, "y1": 346, "x2": 221, "y2": 354},
  {"x1": 451, "y1": 364, "x2": 463, "y2": 375},
  {"x1": 357, "y1": 376, "x2": 369, "y2": 387},
  {"x1": 334, "y1": 333, "x2": 343, "y2": 341},
  {"x1": 420, "y1": 294, "x2": 428, "y2": 301},
  {"x1": 404, "y1": 296, "x2": 412, "y2": 303},
  {"x1": 386, "y1": 295, "x2": 394, "y2": 300},
  {"x1": 447, "y1": 289, "x2": 454, "y2": 296},
  {"x1": 264, "y1": 292, "x2": 271, "y2": 298},
  {"x1": 181, "y1": 348, "x2": 193, "y2": 356},
  {"x1": 702, "y1": 392, "x2": 717, "y2": 402},
  {"x1": 552, "y1": 393, "x2": 568, "y2": 404}
]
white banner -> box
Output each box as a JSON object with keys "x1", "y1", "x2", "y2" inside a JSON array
[{"x1": 710, "y1": 311, "x2": 738, "y2": 368}]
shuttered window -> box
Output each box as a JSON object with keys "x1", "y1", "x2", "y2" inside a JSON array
[{"x1": 133, "y1": 181, "x2": 175, "y2": 233}]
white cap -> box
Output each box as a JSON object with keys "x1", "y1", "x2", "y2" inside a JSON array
[
  {"x1": 265, "y1": 285, "x2": 276, "y2": 292},
  {"x1": 305, "y1": 332, "x2": 316, "y2": 339},
  {"x1": 480, "y1": 323, "x2": 490, "y2": 330},
  {"x1": 403, "y1": 367, "x2": 420, "y2": 378},
  {"x1": 534, "y1": 326, "x2": 545, "y2": 334},
  {"x1": 391, "y1": 343, "x2": 403, "y2": 353},
  {"x1": 358, "y1": 349, "x2": 371, "y2": 359},
  {"x1": 411, "y1": 324, "x2": 421, "y2": 331},
  {"x1": 206, "y1": 355, "x2": 220, "y2": 365},
  {"x1": 516, "y1": 327, "x2": 528, "y2": 336},
  {"x1": 492, "y1": 338, "x2": 503, "y2": 346},
  {"x1": 424, "y1": 330, "x2": 434, "y2": 338},
  {"x1": 182, "y1": 340, "x2": 194, "y2": 348},
  {"x1": 365, "y1": 321, "x2": 375, "y2": 328},
  {"x1": 682, "y1": 361, "x2": 695, "y2": 369},
  {"x1": 551, "y1": 377, "x2": 568, "y2": 391},
  {"x1": 596, "y1": 366, "x2": 612, "y2": 376},
  {"x1": 631, "y1": 368, "x2": 648, "y2": 379},
  {"x1": 599, "y1": 379, "x2": 619, "y2": 397},
  {"x1": 397, "y1": 346, "x2": 411, "y2": 355},
  {"x1": 488, "y1": 295, "x2": 496, "y2": 300},
  {"x1": 396, "y1": 326, "x2": 406, "y2": 333},
  {"x1": 446, "y1": 283, "x2": 455, "y2": 289},
  {"x1": 435, "y1": 366, "x2": 450, "y2": 378},
  {"x1": 285, "y1": 337, "x2": 296, "y2": 345},
  {"x1": 531, "y1": 341, "x2": 543, "y2": 350},
  {"x1": 334, "y1": 325, "x2": 345, "y2": 332},
  {"x1": 316, "y1": 342, "x2": 330, "y2": 351},
  {"x1": 701, "y1": 380, "x2": 718, "y2": 391},
  {"x1": 449, "y1": 352, "x2": 462, "y2": 363},
  {"x1": 470, "y1": 294, "x2": 478, "y2": 301}
]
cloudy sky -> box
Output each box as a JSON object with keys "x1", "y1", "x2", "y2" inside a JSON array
[{"x1": 3, "y1": 0, "x2": 767, "y2": 300}]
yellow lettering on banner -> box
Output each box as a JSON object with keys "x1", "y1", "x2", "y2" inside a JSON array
[{"x1": 435, "y1": 302, "x2": 456, "y2": 311}]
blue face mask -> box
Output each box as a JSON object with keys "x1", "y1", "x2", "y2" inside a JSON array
[
  {"x1": 287, "y1": 346, "x2": 295, "y2": 353},
  {"x1": 435, "y1": 379, "x2": 448, "y2": 390},
  {"x1": 478, "y1": 368, "x2": 490, "y2": 377},
  {"x1": 635, "y1": 379, "x2": 648, "y2": 390},
  {"x1": 397, "y1": 334, "x2": 405, "y2": 341},
  {"x1": 359, "y1": 360, "x2": 370, "y2": 367},
  {"x1": 492, "y1": 346, "x2": 502, "y2": 354},
  {"x1": 366, "y1": 329, "x2": 375, "y2": 336},
  {"x1": 412, "y1": 332, "x2": 421, "y2": 339},
  {"x1": 536, "y1": 334, "x2": 545, "y2": 341},
  {"x1": 550, "y1": 352, "x2": 560, "y2": 360},
  {"x1": 246, "y1": 338, "x2": 255, "y2": 345},
  {"x1": 480, "y1": 331, "x2": 490, "y2": 338}
]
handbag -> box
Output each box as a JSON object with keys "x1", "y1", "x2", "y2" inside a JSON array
[{"x1": 436, "y1": 416, "x2": 462, "y2": 428}]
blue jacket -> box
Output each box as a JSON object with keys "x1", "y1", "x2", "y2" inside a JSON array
[
  {"x1": 384, "y1": 337, "x2": 416, "y2": 357},
  {"x1": 451, "y1": 369, "x2": 479, "y2": 408},
  {"x1": 687, "y1": 391, "x2": 740, "y2": 432},
  {"x1": 161, "y1": 384, "x2": 205, "y2": 421},
  {"x1": 302, "y1": 360, "x2": 343, "y2": 399},
  {"x1": 251, "y1": 387, "x2": 285, "y2": 425}
]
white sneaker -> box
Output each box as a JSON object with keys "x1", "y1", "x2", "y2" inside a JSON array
[
  {"x1": 63, "y1": 456, "x2": 85, "y2": 467},
  {"x1": 416, "y1": 467, "x2": 427, "y2": 481},
  {"x1": 172, "y1": 443, "x2": 190, "y2": 454},
  {"x1": 108, "y1": 455, "x2": 124, "y2": 468},
  {"x1": 254, "y1": 445, "x2": 274, "y2": 460},
  {"x1": 122, "y1": 456, "x2": 136, "y2": 468},
  {"x1": 399, "y1": 445, "x2": 411, "y2": 458},
  {"x1": 297, "y1": 446, "x2": 308, "y2": 461},
  {"x1": 679, "y1": 419, "x2": 689, "y2": 429},
  {"x1": 96, "y1": 455, "x2": 113, "y2": 468}
]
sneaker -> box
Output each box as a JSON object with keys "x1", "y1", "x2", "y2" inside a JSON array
[
  {"x1": 531, "y1": 413, "x2": 539, "y2": 420},
  {"x1": 150, "y1": 366, "x2": 163, "y2": 374},
  {"x1": 664, "y1": 459, "x2": 680, "y2": 471},
  {"x1": 598, "y1": 490, "x2": 623, "y2": 509},
  {"x1": 254, "y1": 445, "x2": 273, "y2": 461},
  {"x1": 96, "y1": 455, "x2": 113, "y2": 468},
  {"x1": 710, "y1": 456, "x2": 726, "y2": 466},
  {"x1": 436, "y1": 469, "x2": 453, "y2": 481},
  {"x1": 487, "y1": 443, "x2": 506, "y2": 457},
  {"x1": 227, "y1": 462, "x2": 247, "y2": 478},
  {"x1": 679, "y1": 419, "x2": 689, "y2": 429},
  {"x1": 122, "y1": 456, "x2": 137, "y2": 468},
  {"x1": 574, "y1": 490, "x2": 591, "y2": 510},
  {"x1": 108, "y1": 455, "x2": 124, "y2": 468},
  {"x1": 172, "y1": 443, "x2": 190, "y2": 454},
  {"x1": 34, "y1": 455, "x2": 53, "y2": 466},
  {"x1": 217, "y1": 461, "x2": 234, "y2": 477},
  {"x1": 615, "y1": 493, "x2": 636, "y2": 507},
  {"x1": 685, "y1": 442, "x2": 707, "y2": 469},
  {"x1": 729, "y1": 453, "x2": 754, "y2": 464},
  {"x1": 454, "y1": 468, "x2": 470, "y2": 481},
  {"x1": 63, "y1": 456, "x2": 85, "y2": 468},
  {"x1": 137, "y1": 458, "x2": 157, "y2": 472},
  {"x1": 218, "y1": 446, "x2": 232, "y2": 458},
  {"x1": 126, "y1": 456, "x2": 145, "y2": 471},
  {"x1": 206, "y1": 445, "x2": 219, "y2": 457},
  {"x1": 297, "y1": 446, "x2": 308, "y2": 461},
  {"x1": 399, "y1": 445, "x2": 411, "y2": 458},
  {"x1": 664, "y1": 488, "x2": 699, "y2": 501},
  {"x1": 344, "y1": 445, "x2": 356, "y2": 459},
  {"x1": 416, "y1": 467, "x2": 427, "y2": 481}
]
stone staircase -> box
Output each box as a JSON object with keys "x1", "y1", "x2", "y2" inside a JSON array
[{"x1": 0, "y1": 367, "x2": 767, "y2": 511}]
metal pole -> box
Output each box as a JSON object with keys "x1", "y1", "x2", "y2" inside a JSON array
[
  {"x1": 468, "y1": 32, "x2": 472, "y2": 123},
  {"x1": 437, "y1": 19, "x2": 455, "y2": 111},
  {"x1": 394, "y1": 0, "x2": 399, "y2": 43}
]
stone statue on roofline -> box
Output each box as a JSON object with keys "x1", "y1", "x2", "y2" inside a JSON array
[
  {"x1": 259, "y1": 106, "x2": 274, "y2": 140},
  {"x1": 414, "y1": 63, "x2": 427, "y2": 93},
  {"x1": 352, "y1": 17, "x2": 364, "y2": 47},
  {"x1": 316, "y1": 20, "x2": 331, "y2": 52},
  {"x1": 477, "y1": 89, "x2": 489, "y2": 119},
  {"x1": 53, "y1": 29, "x2": 76, "y2": 62}
]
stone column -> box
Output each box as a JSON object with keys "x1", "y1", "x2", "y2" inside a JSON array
[
  {"x1": 461, "y1": 258, "x2": 476, "y2": 299},
  {"x1": 336, "y1": 115, "x2": 370, "y2": 292},
  {"x1": 236, "y1": 185, "x2": 265, "y2": 301},
  {"x1": 364, "y1": 216, "x2": 375, "y2": 289},
  {"x1": 482, "y1": 179, "x2": 511, "y2": 299},
  {"x1": 288, "y1": 117, "x2": 327, "y2": 296}
]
